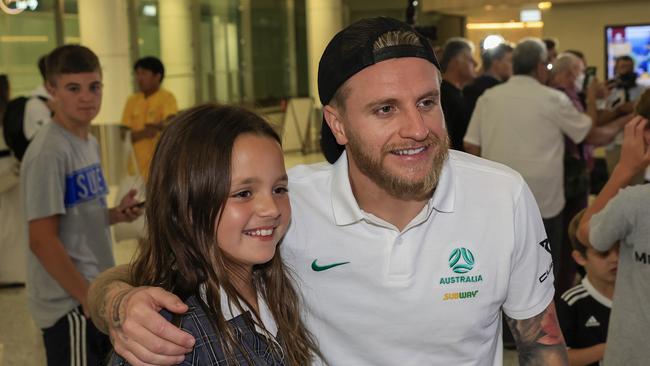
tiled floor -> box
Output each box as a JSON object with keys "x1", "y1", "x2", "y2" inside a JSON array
[{"x1": 0, "y1": 151, "x2": 519, "y2": 365}]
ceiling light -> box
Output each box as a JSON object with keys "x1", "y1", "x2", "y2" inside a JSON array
[
  {"x1": 521, "y1": 9, "x2": 541, "y2": 22},
  {"x1": 143, "y1": 4, "x2": 157, "y2": 17},
  {"x1": 483, "y1": 35, "x2": 505, "y2": 50},
  {"x1": 467, "y1": 21, "x2": 544, "y2": 30}
]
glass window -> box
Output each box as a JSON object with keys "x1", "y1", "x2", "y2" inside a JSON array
[
  {"x1": 199, "y1": 0, "x2": 241, "y2": 104},
  {"x1": 0, "y1": 0, "x2": 58, "y2": 96},
  {"x1": 63, "y1": 0, "x2": 79, "y2": 43},
  {"x1": 198, "y1": 0, "x2": 308, "y2": 106},
  {"x1": 136, "y1": 0, "x2": 161, "y2": 59}
]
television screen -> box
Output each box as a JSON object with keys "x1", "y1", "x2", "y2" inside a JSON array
[{"x1": 605, "y1": 24, "x2": 650, "y2": 87}]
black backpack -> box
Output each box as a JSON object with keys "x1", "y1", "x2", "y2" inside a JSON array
[{"x1": 2, "y1": 95, "x2": 48, "y2": 161}]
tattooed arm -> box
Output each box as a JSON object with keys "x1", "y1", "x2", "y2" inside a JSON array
[
  {"x1": 87, "y1": 264, "x2": 194, "y2": 365},
  {"x1": 88, "y1": 264, "x2": 132, "y2": 333},
  {"x1": 505, "y1": 301, "x2": 569, "y2": 366}
]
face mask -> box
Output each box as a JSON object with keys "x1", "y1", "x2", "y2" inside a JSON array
[{"x1": 574, "y1": 73, "x2": 585, "y2": 92}]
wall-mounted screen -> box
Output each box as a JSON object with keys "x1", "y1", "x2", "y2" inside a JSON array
[{"x1": 605, "y1": 24, "x2": 650, "y2": 87}]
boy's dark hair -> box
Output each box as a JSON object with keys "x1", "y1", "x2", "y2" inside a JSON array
[
  {"x1": 568, "y1": 209, "x2": 587, "y2": 257},
  {"x1": 38, "y1": 55, "x2": 48, "y2": 81},
  {"x1": 45, "y1": 45, "x2": 101, "y2": 85},
  {"x1": 481, "y1": 43, "x2": 513, "y2": 70},
  {"x1": 134, "y1": 56, "x2": 165, "y2": 82}
]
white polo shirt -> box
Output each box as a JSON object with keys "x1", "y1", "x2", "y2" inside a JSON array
[
  {"x1": 464, "y1": 75, "x2": 591, "y2": 218},
  {"x1": 283, "y1": 151, "x2": 555, "y2": 366}
]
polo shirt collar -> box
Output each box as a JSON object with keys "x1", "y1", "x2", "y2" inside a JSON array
[
  {"x1": 138, "y1": 88, "x2": 162, "y2": 100},
  {"x1": 431, "y1": 155, "x2": 455, "y2": 213},
  {"x1": 509, "y1": 74, "x2": 541, "y2": 86},
  {"x1": 199, "y1": 284, "x2": 278, "y2": 336},
  {"x1": 330, "y1": 152, "x2": 456, "y2": 227}
]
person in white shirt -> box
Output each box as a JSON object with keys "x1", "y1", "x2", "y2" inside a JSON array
[
  {"x1": 0, "y1": 56, "x2": 52, "y2": 286},
  {"x1": 87, "y1": 18, "x2": 567, "y2": 366},
  {"x1": 464, "y1": 38, "x2": 624, "y2": 285},
  {"x1": 23, "y1": 55, "x2": 53, "y2": 140}
]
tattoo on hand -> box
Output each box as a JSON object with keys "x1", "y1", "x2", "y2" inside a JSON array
[
  {"x1": 505, "y1": 303, "x2": 568, "y2": 366},
  {"x1": 111, "y1": 290, "x2": 130, "y2": 329}
]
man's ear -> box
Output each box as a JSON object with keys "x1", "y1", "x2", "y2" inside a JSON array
[
  {"x1": 323, "y1": 104, "x2": 348, "y2": 146},
  {"x1": 571, "y1": 249, "x2": 588, "y2": 267},
  {"x1": 536, "y1": 63, "x2": 545, "y2": 78},
  {"x1": 45, "y1": 80, "x2": 56, "y2": 97}
]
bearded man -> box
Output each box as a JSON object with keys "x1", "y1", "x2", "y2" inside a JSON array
[{"x1": 87, "y1": 17, "x2": 566, "y2": 366}]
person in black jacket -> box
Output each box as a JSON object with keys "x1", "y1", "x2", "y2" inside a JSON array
[{"x1": 440, "y1": 38, "x2": 477, "y2": 151}]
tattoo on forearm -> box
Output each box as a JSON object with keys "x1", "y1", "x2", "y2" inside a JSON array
[
  {"x1": 111, "y1": 290, "x2": 130, "y2": 329},
  {"x1": 505, "y1": 303, "x2": 568, "y2": 366}
]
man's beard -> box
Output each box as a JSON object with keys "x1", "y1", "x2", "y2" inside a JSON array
[{"x1": 346, "y1": 130, "x2": 450, "y2": 201}]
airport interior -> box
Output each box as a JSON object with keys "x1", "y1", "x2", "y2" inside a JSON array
[{"x1": 1, "y1": 0, "x2": 650, "y2": 365}]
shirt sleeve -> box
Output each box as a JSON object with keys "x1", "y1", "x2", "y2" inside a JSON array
[
  {"x1": 556, "y1": 297, "x2": 577, "y2": 348},
  {"x1": 589, "y1": 187, "x2": 634, "y2": 252},
  {"x1": 22, "y1": 150, "x2": 67, "y2": 221},
  {"x1": 463, "y1": 94, "x2": 483, "y2": 146},
  {"x1": 552, "y1": 91, "x2": 592, "y2": 144},
  {"x1": 502, "y1": 179, "x2": 555, "y2": 319}
]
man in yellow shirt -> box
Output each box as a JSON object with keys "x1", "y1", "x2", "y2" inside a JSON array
[{"x1": 121, "y1": 56, "x2": 177, "y2": 178}]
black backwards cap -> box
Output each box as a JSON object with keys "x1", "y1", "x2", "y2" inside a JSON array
[{"x1": 318, "y1": 17, "x2": 440, "y2": 163}]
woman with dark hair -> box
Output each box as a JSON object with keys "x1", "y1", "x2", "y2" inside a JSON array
[{"x1": 111, "y1": 103, "x2": 319, "y2": 365}]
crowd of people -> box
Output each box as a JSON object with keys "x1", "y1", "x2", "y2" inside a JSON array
[{"x1": 0, "y1": 15, "x2": 648, "y2": 366}]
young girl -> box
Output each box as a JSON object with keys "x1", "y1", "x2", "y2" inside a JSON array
[{"x1": 113, "y1": 104, "x2": 318, "y2": 365}]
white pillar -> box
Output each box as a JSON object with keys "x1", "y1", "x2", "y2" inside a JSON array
[
  {"x1": 78, "y1": 0, "x2": 131, "y2": 125},
  {"x1": 305, "y1": 0, "x2": 343, "y2": 104},
  {"x1": 159, "y1": 0, "x2": 195, "y2": 109}
]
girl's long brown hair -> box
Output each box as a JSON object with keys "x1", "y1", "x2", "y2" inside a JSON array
[{"x1": 131, "y1": 104, "x2": 319, "y2": 365}]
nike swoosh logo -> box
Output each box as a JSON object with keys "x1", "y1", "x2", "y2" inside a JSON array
[{"x1": 311, "y1": 259, "x2": 350, "y2": 272}]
